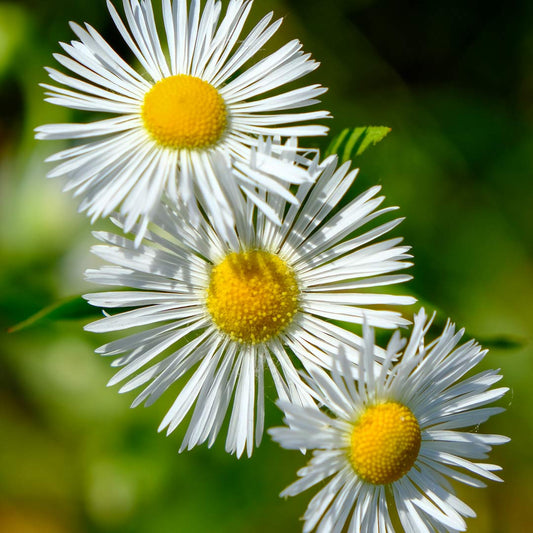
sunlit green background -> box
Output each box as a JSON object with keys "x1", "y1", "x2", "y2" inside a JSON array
[{"x1": 1, "y1": 0, "x2": 532, "y2": 531}]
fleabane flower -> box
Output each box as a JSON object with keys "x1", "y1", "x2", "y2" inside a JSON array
[
  {"x1": 270, "y1": 310, "x2": 509, "y2": 533},
  {"x1": 35, "y1": 0, "x2": 329, "y2": 240},
  {"x1": 83, "y1": 144, "x2": 414, "y2": 458}
]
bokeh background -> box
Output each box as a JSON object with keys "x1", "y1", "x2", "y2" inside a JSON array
[{"x1": 1, "y1": 0, "x2": 532, "y2": 531}]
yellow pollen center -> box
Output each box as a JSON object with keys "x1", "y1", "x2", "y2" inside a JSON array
[
  {"x1": 142, "y1": 74, "x2": 227, "y2": 149},
  {"x1": 349, "y1": 402, "x2": 421, "y2": 485},
  {"x1": 206, "y1": 250, "x2": 299, "y2": 344}
]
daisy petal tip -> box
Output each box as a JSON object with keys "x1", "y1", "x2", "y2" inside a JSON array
[{"x1": 82, "y1": 322, "x2": 97, "y2": 333}]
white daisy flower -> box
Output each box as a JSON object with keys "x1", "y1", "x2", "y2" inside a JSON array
[
  {"x1": 83, "y1": 145, "x2": 415, "y2": 458},
  {"x1": 35, "y1": 0, "x2": 329, "y2": 240},
  {"x1": 270, "y1": 309, "x2": 509, "y2": 533}
]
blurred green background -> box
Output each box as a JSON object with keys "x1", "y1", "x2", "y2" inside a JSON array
[{"x1": 1, "y1": 0, "x2": 531, "y2": 531}]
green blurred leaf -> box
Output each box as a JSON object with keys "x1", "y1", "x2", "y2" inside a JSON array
[
  {"x1": 0, "y1": 3, "x2": 29, "y2": 76},
  {"x1": 393, "y1": 292, "x2": 526, "y2": 351},
  {"x1": 8, "y1": 295, "x2": 97, "y2": 333},
  {"x1": 326, "y1": 126, "x2": 391, "y2": 162},
  {"x1": 474, "y1": 335, "x2": 527, "y2": 351}
]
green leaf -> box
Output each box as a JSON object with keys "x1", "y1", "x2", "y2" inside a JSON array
[
  {"x1": 326, "y1": 126, "x2": 391, "y2": 162},
  {"x1": 0, "y1": 4, "x2": 29, "y2": 76},
  {"x1": 390, "y1": 291, "x2": 526, "y2": 352},
  {"x1": 474, "y1": 335, "x2": 527, "y2": 351},
  {"x1": 8, "y1": 295, "x2": 98, "y2": 333}
]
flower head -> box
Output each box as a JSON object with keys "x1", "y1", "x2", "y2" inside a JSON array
[
  {"x1": 270, "y1": 310, "x2": 509, "y2": 533},
  {"x1": 83, "y1": 143, "x2": 414, "y2": 457},
  {"x1": 36, "y1": 0, "x2": 329, "y2": 240}
]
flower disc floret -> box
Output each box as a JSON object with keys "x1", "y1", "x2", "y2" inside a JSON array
[
  {"x1": 206, "y1": 250, "x2": 299, "y2": 344},
  {"x1": 349, "y1": 402, "x2": 421, "y2": 485},
  {"x1": 142, "y1": 74, "x2": 227, "y2": 149}
]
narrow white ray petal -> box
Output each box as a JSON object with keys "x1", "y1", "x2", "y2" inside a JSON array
[
  {"x1": 158, "y1": 336, "x2": 226, "y2": 433},
  {"x1": 106, "y1": 0, "x2": 161, "y2": 81},
  {"x1": 35, "y1": 115, "x2": 139, "y2": 139},
  {"x1": 69, "y1": 21, "x2": 152, "y2": 90}
]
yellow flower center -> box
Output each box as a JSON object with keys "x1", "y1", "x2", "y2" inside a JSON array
[
  {"x1": 206, "y1": 250, "x2": 300, "y2": 344},
  {"x1": 349, "y1": 402, "x2": 421, "y2": 485},
  {"x1": 141, "y1": 74, "x2": 227, "y2": 149}
]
